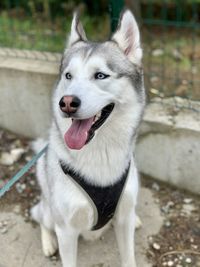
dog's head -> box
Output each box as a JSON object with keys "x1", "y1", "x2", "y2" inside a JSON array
[{"x1": 54, "y1": 10, "x2": 145, "y2": 150}]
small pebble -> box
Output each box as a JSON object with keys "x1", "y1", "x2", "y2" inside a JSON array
[
  {"x1": 0, "y1": 148, "x2": 25, "y2": 165},
  {"x1": 185, "y1": 258, "x2": 192, "y2": 264},
  {"x1": 1, "y1": 227, "x2": 8, "y2": 234},
  {"x1": 16, "y1": 183, "x2": 26, "y2": 194},
  {"x1": 13, "y1": 205, "x2": 21, "y2": 214},
  {"x1": 3, "y1": 220, "x2": 8, "y2": 226},
  {"x1": 167, "y1": 260, "x2": 174, "y2": 266},
  {"x1": 25, "y1": 156, "x2": 32, "y2": 162},
  {"x1": 152, "y1": 48, "x2": 164, "y2": 57},
  {"x1": 190, "y1": 237, "x2": 194, "y2": 243},
  {"x1": 167, "y1": 201, "x2": 175, "y2": 207},
  {"x1": 183, "y1": 198, "x2": 193, "y2": 204},
  {"x1": 152, "y1": 242, "x2": 160, "y2": 250},
  {"x1": 191, "y1": 244, "x2": 198, "y2": 249},
  {"x1": 36, "y1": 195, "x2": 40, "y2": 201},
  {"x1": 152, "y1": 182, "x2": 160, "y2": 191},
  {"x1": 182, "y1": 203, "x2": 197, "y2": 215},
  {"x1": 29, "y1": 180, "x2": 36, "y2": 186},
  {"x1": 164, "y1": 221, "x2": 171, "y2": 228},
  {"x1": 51, "y1": 256, "x2": 58, "y2": 261},
  {"x1": 32, "y1": 198, "x2": 39, "y2": 204},
  {"x1": 161, "y1": 201, "x2": 175, "y2": 214}
]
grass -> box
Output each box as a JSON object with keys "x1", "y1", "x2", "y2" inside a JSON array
[{"x1": 0, "y1": 12, "x2": 110, "y2": 52}]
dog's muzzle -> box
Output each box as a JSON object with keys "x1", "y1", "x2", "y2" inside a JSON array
[{"x1": 62, "y1": 103, "x2": 115, "y2": 150}]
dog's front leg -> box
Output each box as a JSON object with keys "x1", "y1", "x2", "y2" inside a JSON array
[
  {"x1": 114, "y1": 197, "x2": 137, "y2": 267},
  {"x1": 55, "y1": 224, "x2": 79, "y2": 267}
]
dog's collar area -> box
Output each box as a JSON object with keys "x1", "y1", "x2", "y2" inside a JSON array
[
  {"x1": 86, "y1": 103, "x2": 115, "y2": 144},
  {"x1": 60, "y1": 160, "x2": 130, "y2": 230}
]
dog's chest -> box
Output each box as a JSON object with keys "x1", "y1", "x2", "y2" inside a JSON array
[{"x1": 60, "y1": 161, "x2": 130, "y2": 230}]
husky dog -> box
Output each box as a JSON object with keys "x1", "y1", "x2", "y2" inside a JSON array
[{"x1": 31, "y1": 9, "x2": 145, "y2": 267}]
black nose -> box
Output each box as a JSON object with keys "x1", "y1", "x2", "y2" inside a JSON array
[{"x1": 59, "y1": 95, "x2": 81, "y2": 114}]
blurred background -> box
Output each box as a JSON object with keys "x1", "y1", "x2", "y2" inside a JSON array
[
  {"x1": 0, "y1": 3, "x2": 200, "y2": 266},
  {"x1": 0, "y1": 0, "x2": 199, "y2": 105}
]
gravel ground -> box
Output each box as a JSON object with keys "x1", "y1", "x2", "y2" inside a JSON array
[
  {"x1": 142, "y1": 178, "x2": 200, "y2": 267},
  {"x1": 0, "y1": 128, "x2": 200, "y2": 267}
]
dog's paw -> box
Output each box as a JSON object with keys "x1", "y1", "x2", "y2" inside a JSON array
[
  {"x1": 41, "y1": 226, "x2": 58, "y2": 257},
  {"x1": 135, "y1": 215, "x2": 142, "y2": 229},
  {"x1": 42, "y1": 234, "x2": 58, "y2": 257}
]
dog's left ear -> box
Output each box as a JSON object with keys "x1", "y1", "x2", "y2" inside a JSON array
[
  {"x1": 67, "y1": 12, "x2": 87, "y2": 48},
  {"x1": 111, "y1": 9, "x2": 142, "y2": 65}
]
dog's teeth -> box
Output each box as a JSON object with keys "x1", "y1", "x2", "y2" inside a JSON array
[
  {"x1": 93, "y1": 112, "x2": 101, "y2": 124},
  {"x1": 96, "y1": 113, "x2": 101, "y2": 120}
]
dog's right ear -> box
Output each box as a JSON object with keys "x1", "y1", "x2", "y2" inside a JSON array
[{"x1": 67, "y1": 12, "x2": 87, "y2": 48}]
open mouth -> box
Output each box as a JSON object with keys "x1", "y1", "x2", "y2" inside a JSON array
[{"x1": 64, "y1": 103, "x2": 115, "y2": 150}]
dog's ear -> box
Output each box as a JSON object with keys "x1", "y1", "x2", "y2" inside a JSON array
[
  {"x1": 111, "y1": 9, "x2": 142, "y2": 65},
  {"x1": 67, "y1": 12, "x2": 87, "y2": 48}
]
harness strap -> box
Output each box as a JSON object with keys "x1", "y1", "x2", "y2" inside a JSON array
[{"x1": 60, "y1": 161, "x2": 130, "y2": 230}]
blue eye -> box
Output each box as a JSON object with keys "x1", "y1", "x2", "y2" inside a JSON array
[
  {"x1": 94, "y1": 72, "x2": 110, "y2": 80},
  {"x1": 65, "y1": 72, "x2": 72, "y2": 79}
]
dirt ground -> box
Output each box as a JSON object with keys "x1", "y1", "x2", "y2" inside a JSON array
[{"x1": 0, "y1": 128, "x2": 200, "y2": 267}]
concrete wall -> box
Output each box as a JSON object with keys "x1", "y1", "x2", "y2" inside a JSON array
[
  {"x1": 0, "y1": 54, "x2": 59, "y2": 138},
  {"x1": 0, "y1": 53, "x2": 199, "y2": 194},
  {"x1": 136, "y1": 100, "x2": 200, "y2": 195}
]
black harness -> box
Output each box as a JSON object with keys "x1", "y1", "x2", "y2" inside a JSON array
[{"x1": 60, "y1": 161, "x2": 130, "y2": 230}]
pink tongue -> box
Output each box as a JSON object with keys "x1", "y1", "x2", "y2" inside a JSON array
[{"x1": 64, "y1": 117, "x2": 94, "y2": 150}]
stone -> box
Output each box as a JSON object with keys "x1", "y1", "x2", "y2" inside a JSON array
[
  {"x1": 1, "y1": 227, "x2": 8, "y2": 234},
  {"x1": 183, "y1": 198, "x2": 193, "y2": 204},
  {"x1": 152, "y1": 182, "x2": 160, "y2": 191},
  {"x1": 16, "y1": 183, "x2": 26, "y2": 194},
  {"x1": 0, "y1": 148, "x2": 25, "y2": 166},
  {"x1": 172, "y1": 49, "x2": 183, "y2": 60},
  {"x1": 185, "y1": 258, "x2": 192, "y2": 264},
  {"x1": 167, "y1": 260, "x2": 174, "y2": 266},
  {"x1": 152, "y1": 242, "x2": 160, "y2": 250},
  {"x1": 164, "y1": 221, "x2": 171, "y2": 228},
  {"x1": 152, "y1": 49, "x2": 164, "y2": 57},
  {"x1": 182, "y1": 203, "x2": 197, "y2": 216},
  {"x1": 13, "y1": 205, "x2": 21, "y2": 214}
]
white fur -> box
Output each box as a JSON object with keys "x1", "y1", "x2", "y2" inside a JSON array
[
  {"x1": 112, "y1": 10, "x2": 142, "y2": 65},
  {"x1": 31, "y1": 10, "x2": 145, "y2": 267},
  {"x1": 67, "y1": 12, "x2": 87, "y2": 48}
]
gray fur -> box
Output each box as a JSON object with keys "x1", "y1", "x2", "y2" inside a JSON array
[{"x1": 60, "y1": 41, "x2": 145, "y2": 101}]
